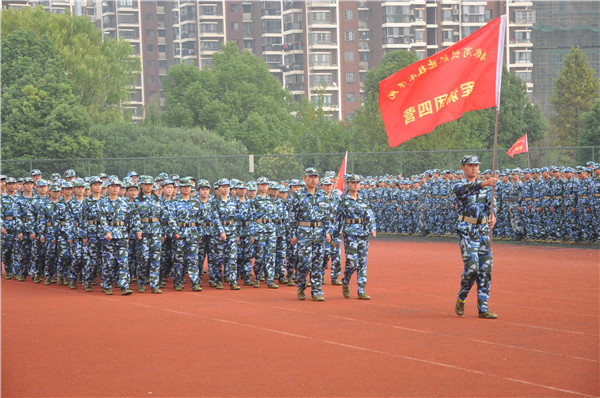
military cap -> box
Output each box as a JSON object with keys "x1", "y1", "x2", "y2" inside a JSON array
[
  {"x1": 289, "y1": 179, "x2": 301, "y2": 186},
  {"x1": 197, "y1": 179, "x2": 210, "y2": 188},
  {"x1": 433, "y1": 169, "x2": 440, "y2": 173},
  {"x1": 48, "y1": 183, "x2": 62, "y2": 192},
  {"x1": 36, "y1": 179, "x2": 49, "y2": 187},
  {"x1": 461, "y1": 155, "x2": 480, "y2": 166},
  {"x1": 257, "y1": 176, "x2": 269, "y2": 185},
  {"x1": 128, "y1": 170, "x2": 138, "y2": 177},
  {"x1": 279, "y1": 185, "x2": 289, "y2": 193},
  {"x1": 324, "y1": 170, "x2": 336, "y2": 178},
  {"x1": 156, "y1": 173, "x2": 168, "y2": 180},
  {"x1": 123, "y1": 177, "x2": 137, "y2": 189},
  {"x1": 153, "y1": 183, "x2": 159, "y2": 191},
  {"x1": 483, "y1": 169, "x2": 491, "y2": 175},
  {"x1": 236, "y1": 182, "x2": 247, "y2": 189},
  {"x1": 532, "y1": 168, "x2": 540, "y2": 174},
  {"x1": 23, "y1": 177, "x2": 34, "y2": 184},
  {"x1": 30, "y1": 169, "x2": 41, "y2": 176},
  {"x1": 216, "y1": 178, "x2": 230, "y2": 187},
  {"x1": 564, "y1": 167, "x2": 575, "y2": 173},
  {"x1": 457, "y1": 170, "x2": 464, "y2": 175},
  {"x1": 98, "y1": 173, "x2": 108, "y2": 179},
  {"x1": 139, "y1": 175, "x2": 154, "y2": 185},
  {"x1": 50, "y1": 173, "x2": 61, "y2": 181},
  {"x1": 523, "y1": 168, "x2": 531, "y2": 174},
  {"x1": 170, "y1": 174, "x2": 180, "y2": 181},
  {"x1": 511, "y1": 168, "x2": 521, "y2": 174},
  {"x1": 161, "y1": 179, "x2": 175, "y2": 187},
  {"x1": 269, "y1": 183, "x2": 281, "y2": 190},
  {"x1": 246, "y1": 182, "x2": 257, "y2": 191},
  {"x1": 540, "y1": 167, "x2": 549, "y2": 173},
  {"x1": 72, "y1": 178, "x2": 86, "y2": 187},
  {"x1": 62, "y1": 181, "x2": 73, "y2": 189},
  {"x1": 0, "y1": 175, "x2": 6, "y2": 180},
  {"x1": 320, "y1": 177, "x2": 333, "y2": 185},
  {"x1": 5, "y1": 177, "x2": 17, "y2": 184},
  {"x1": 89, "y1": 176, "x2": 102, "y2": 184},
  {"x1": 498, "y1": 170, "x2": 507, "y2": 177},
  {"x1": 17, "y1": 177, "x2": 24, "y2": 183},
  {"x1": 178, "y1": 177, "x2": 192, "y2": 187},
  {"x1": 107, "y1": 177, "x2": 122, "y2": 186},
  {"x1": 64, "y1": 169, "x2": 76, "y2": 178},
  {"x1": 304, "y1": 167, "x2": 319, "y2": 176},
  {"x1": 346, "y1": 174, "x2": 361, "y2": 183}
]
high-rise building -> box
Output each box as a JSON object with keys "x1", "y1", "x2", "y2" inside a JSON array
[{"x1": 3, "y1": 0, "x2": 597, "y2": 122}]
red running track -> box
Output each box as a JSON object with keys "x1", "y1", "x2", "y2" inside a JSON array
[{"x1": 2, "y1": 239, "x2": 598, "y2": 397}]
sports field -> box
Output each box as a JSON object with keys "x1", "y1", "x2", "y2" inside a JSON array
[{"x1": 2, "y1": 237, "x2": 598, "y2": 397}]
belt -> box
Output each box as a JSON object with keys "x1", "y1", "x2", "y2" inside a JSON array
[
  {"x1": 554, "y1": 196, "x2": 563, "y2": 199},
  {"x1": 579, "y1": 195, "x2": 588, "y2": 199},
  {"x1": 426, "y1": 194, "x2": 432, "y2": 197},
  {"x1": 240, "y1": 221, "x2": 248, "y2": 227},
  {"x1": 566, "y1": 194, "x2": 574, "y2": 198},
  {"x1": 533, "y1": 199, "x2": 541, "y2": 202},
  {"x1": 439, "y1": 196, "x2": 448, "y2": 199},
  {"x1": 345, "y1": 218, "x2": 363, "y2": 224},
  {"x1": 412, "y1": 200, "x2": 418, "y2": 203},
  {"x1": 21, "y1": 218, "x2": 29, "y2": 222},
  {"x1": 390, "y1": 200, "x2": 398, "y2": 203},
  {"x1": 46, "y1": 222, "x2": 52, "y2": 226},
  {"x1": 88, "y1": 220, "x2": 98, "y2": 225},
  {"x1": 141, "y1": 217, "x2": 159, "y2": 223},
  {"x1": 595, "y1": 194, "x2": 600, "y2": 198},
  {"x1": 60, "y1": 221, "x2": 67, "y2": 226},
  {"x1": 75, "y1": 222, "x2": 80, "y2": 227},
  {"x1": 458, "y1": 215, "x2": 488, "y2": 225},
  {"x1": 298, "y1": 221, "x2": 322, "y2": 227},
  {"x1": 4, "y1": 216, "x2": 14, "y2": 221},
  {"x1": 523, "y1": 197, "x2": 532, "y2": 201},
  {"x1": 177, "y1": 222, "x2": 196, "y2": 227},
  {"x1": 201, "y1": 222, "x2": 214, "y2": 227},
  {"x1": 108, "y1": 221, "x2": 125, "y2": 226},
  {"x1": 221, "y1": 219, "x2": 235, "y2": 226},
  {"x1": 543, "y1": 196, "x2": 552, "y2": 199},
  {"x1": 256, "y1": 218, "x2": 273, "y2": 224}
]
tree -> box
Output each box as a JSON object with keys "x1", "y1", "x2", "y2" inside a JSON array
[
  {"x1": 578, "y1": 98, "x2": 600, "y2": 162},
  {"x1": 1, "y1": 6, "x2": 140, "y2": 123},
  {"x1": 549, "y1": 47, "x2": 600, "y2": 147},
  {"x1": 163, "y1": 42, "x2": 297, "y2": 154},
  {"x1": 1, "y1": 29, "x2": 100, "y2": 176}
]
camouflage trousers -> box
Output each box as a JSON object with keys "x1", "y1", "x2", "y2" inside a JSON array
[
  {"x1": 563, "y1": 209, "x2": 580, "y2": 241},
  {"x1": 296, "y1": 238, "x2": 325, "y2": 297},
  {"x1": 13, "y1": 236, "x2": 34, "y2": 278},
  {"x1": 275, "y1": 236, "x2": 287, "y2": 281},
  {"x1": 252, "y1": 230, "x2": 276, "y2": 285},
  {"x1": 342, "y1": 235, "x2": 369, "y2": 294},
  {"x1": 31, "y1": 237, "x2": 46, "y2": 278},
  {"x1": 2, "y1": 232, "x2": 16, "y2": 276},
  {"x1": 286, "y1": 240, "x2": 298, "y2": 281},
  {"x1": 138, "y1": 235, "x2": 162, "y2": 289},
  {"x1": 323, "y1": 238, "x2": 342, "y2": 281},
  {"x1": 160, "y1": 237, "x2": 174, "y2": 282},
  {"x1": 101, "y1": 238, "x2": 130, "y2": 291},
  {"x1": 456, "y1": 226, "x2": 493, "y2": 313},
  {"x1": 69, "y1": 238, "x2": 88, "y2": 282},
  {"x1": 507, "y1": 207, "x2": 524, "y2": 238},
  {"x1": 83, "y1": 236, "x2": 102, "y2": 285},
  {"x1": 45, "y1": 235, "x2": 71, "y2": 280},
  {"x1": 172, "y1": 238, "x2": 201, "y2": 286},
  {"x1": 212, "y1": 234, "x2": 238, "y2": 285},
  {"x1": 237, "y1": 235, "x2": 253, "y2": 282},
  {"x1": 578, "y1": 207, "x2": 595, "y2": 242},
  {"x1": 128, "y1": 238, "x2": 138, "y2": 280},
  {"x1": 198, "y1": 235, "x2": 213, "y2": 276}
]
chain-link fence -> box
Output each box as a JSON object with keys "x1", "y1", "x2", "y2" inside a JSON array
[{"x1": 1, "y1": 146, "x2": 598, "y2": 181}]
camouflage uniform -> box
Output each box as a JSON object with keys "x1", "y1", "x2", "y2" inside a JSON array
[
  {"x1": 453, "y1": 156, "x2": 496, "y2": 316},
  {"x1": 1, "y1": 180, "x2": 22, "y2": 278},
  {"x1": 562, "y1": 169, "x2": 580, "y2": 241},
  {"x1": 235, "y1": 185, "x2": 253, "y2": 283},
  {"x1": 506, "y1": 172, "x2": 524, "y2": 240},
  {"x1": 66, "y1": 180, "x2": 88, "y2": 285},
  {"x1": 82, "y1": 179, "x2": 104, "y2": 287},
  {"x1": 12, "y1": 181, "x2": 36, "y2": 279},
  {"x1": 334, "y1": 176, "x2": 376, "y2": 296},
  {"x1": 31, "y1": 181, "x2": 50, "y2": 281},
  {"x1": 321, "y1": 178, "x2": 342, "y2": 284},
  {"x1": 288, "y1": 168, "x2": 332, "y2": 299}
]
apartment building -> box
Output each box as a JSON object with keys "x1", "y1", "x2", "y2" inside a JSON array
[{"x1": 3, "y1": 0, "x2": 597, "y2": 122}]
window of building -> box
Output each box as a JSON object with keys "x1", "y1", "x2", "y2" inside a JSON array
[
  {"x1": 159, "y1": 60, "x2": 167, "y2": 69},
  {"x1": 147, "y1": 59, "x2": 155, "y2": 67},
  {"x1": 514, "y1": 30, "x2": 531, "y2": 43},
  {"x1": 230, "y1": 3, "x2": 238, "y2": 13},
  {"x1": 119, "y1": 30, "x2": 136, "y2": 39},
  {"x1": 415, "y1": 29, "x2": 425, "y2": 42},
  {"x1": 312, "y1": 32, "x2": 331, "y2": 44},
  {"x1": 485, "y1": 9, "x2": 493, "y2": 20},
  {"x1": 263, "y1": 20, "x2": 281, "y2": 34},
  {"x1": 344, "y1": 9, "x2": 353, "y2": 20},
  {"x1": 158, "y1": 29, "x2": 166, "y2": 37},
  {"x1": 146, "y1": 13, "x2": 153, "y2": 21},
  {"x1": 311, "y1": 53, "x2": 332, "y2": 66},
  {"x1": 157, "y1": 14, "x2": 165, "y2": 22},
  {"x1": 515, "y1": 71, "x2": 532, "y2": 83},
  {"x1": 149, "y1": 75, "x2": 156, "y2": 83},
  {"x1": 231, "y1": 22, "x2": 239, "y2": 31},
  {"x1": 146, "y1": 29, "x2": 154, "y2": 37},
  {"x1": 514, "y1": 51, "x2": 531, "y2": 63},
  {"x1": 345, "y1": 31, "x2": 355, "y2": 41},
  {"x1": 244, "y1": 39, "x2": 253, "y2": 50},
  {"x1": 311, "y1": 11, "x2": 329, "y2": 23},
  {"x1": 147, "y1": 44, "x2": 154, "y2": 52},
  {"x1": 442, "y1": 29, "x2": 453, "y2": 42},
  {"x1": 346, "y1": 92, "x2": 356, "y2": 102},
  {"x1": 345, "y1": 51, "x2": 354, "y2": 62},
  {"x1": 310, "y1": 73, "x2": 332, "y2": 87},
  {"x1": 158, "y1": 45, "x2": 166, "y2": 53},
  {"x1": 242, "y1": 4, "x2": 251, "y2": 13},
  {"x1": 346, "y1": 72, "x2": 356, "y2": 83}
]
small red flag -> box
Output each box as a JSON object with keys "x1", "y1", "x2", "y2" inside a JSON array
[
  {"x1": 335, "y1": 152, "x2": 347, "y2": 192},
  {"x1": 507, "y1": 133, "x2": 528, "y2": 158},
  {"x1": 379, "y1": 15, "x2": 506, "y2": 147}
]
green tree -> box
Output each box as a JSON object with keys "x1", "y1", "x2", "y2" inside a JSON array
[
  {"x1": 2, "y1": 6, "x2": 140, "y2": 123},
  {"x1": 163, "y1": 42, "x2": 296, "y2": 154},
  {"x1": 1, "y1": 29, "x2": 100, "y2": 176},
  {"x1": 578, "y1": 98, "x2": 600, "y2": 162},
  {"x1": 549, "y1": 47, "x2": 600, "y2": 147}
]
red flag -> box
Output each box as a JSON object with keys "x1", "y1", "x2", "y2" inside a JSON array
[
  {"x1": 507, "y1": 133, "x2": 528, "y2": 158},
  {"x1": 335, "y1": 152, "x2": 347, "y2": 192},
  {"x1": 379, "y1": 16, "x2": 506, "y2": 147}
]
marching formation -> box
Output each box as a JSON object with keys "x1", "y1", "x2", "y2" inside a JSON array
[
  {"x1": 1, "y1": 168, "x2": 376, "y2": 301},
  {"x1": 368, "y1": 163, "x2": 600, "y2": 243}
]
